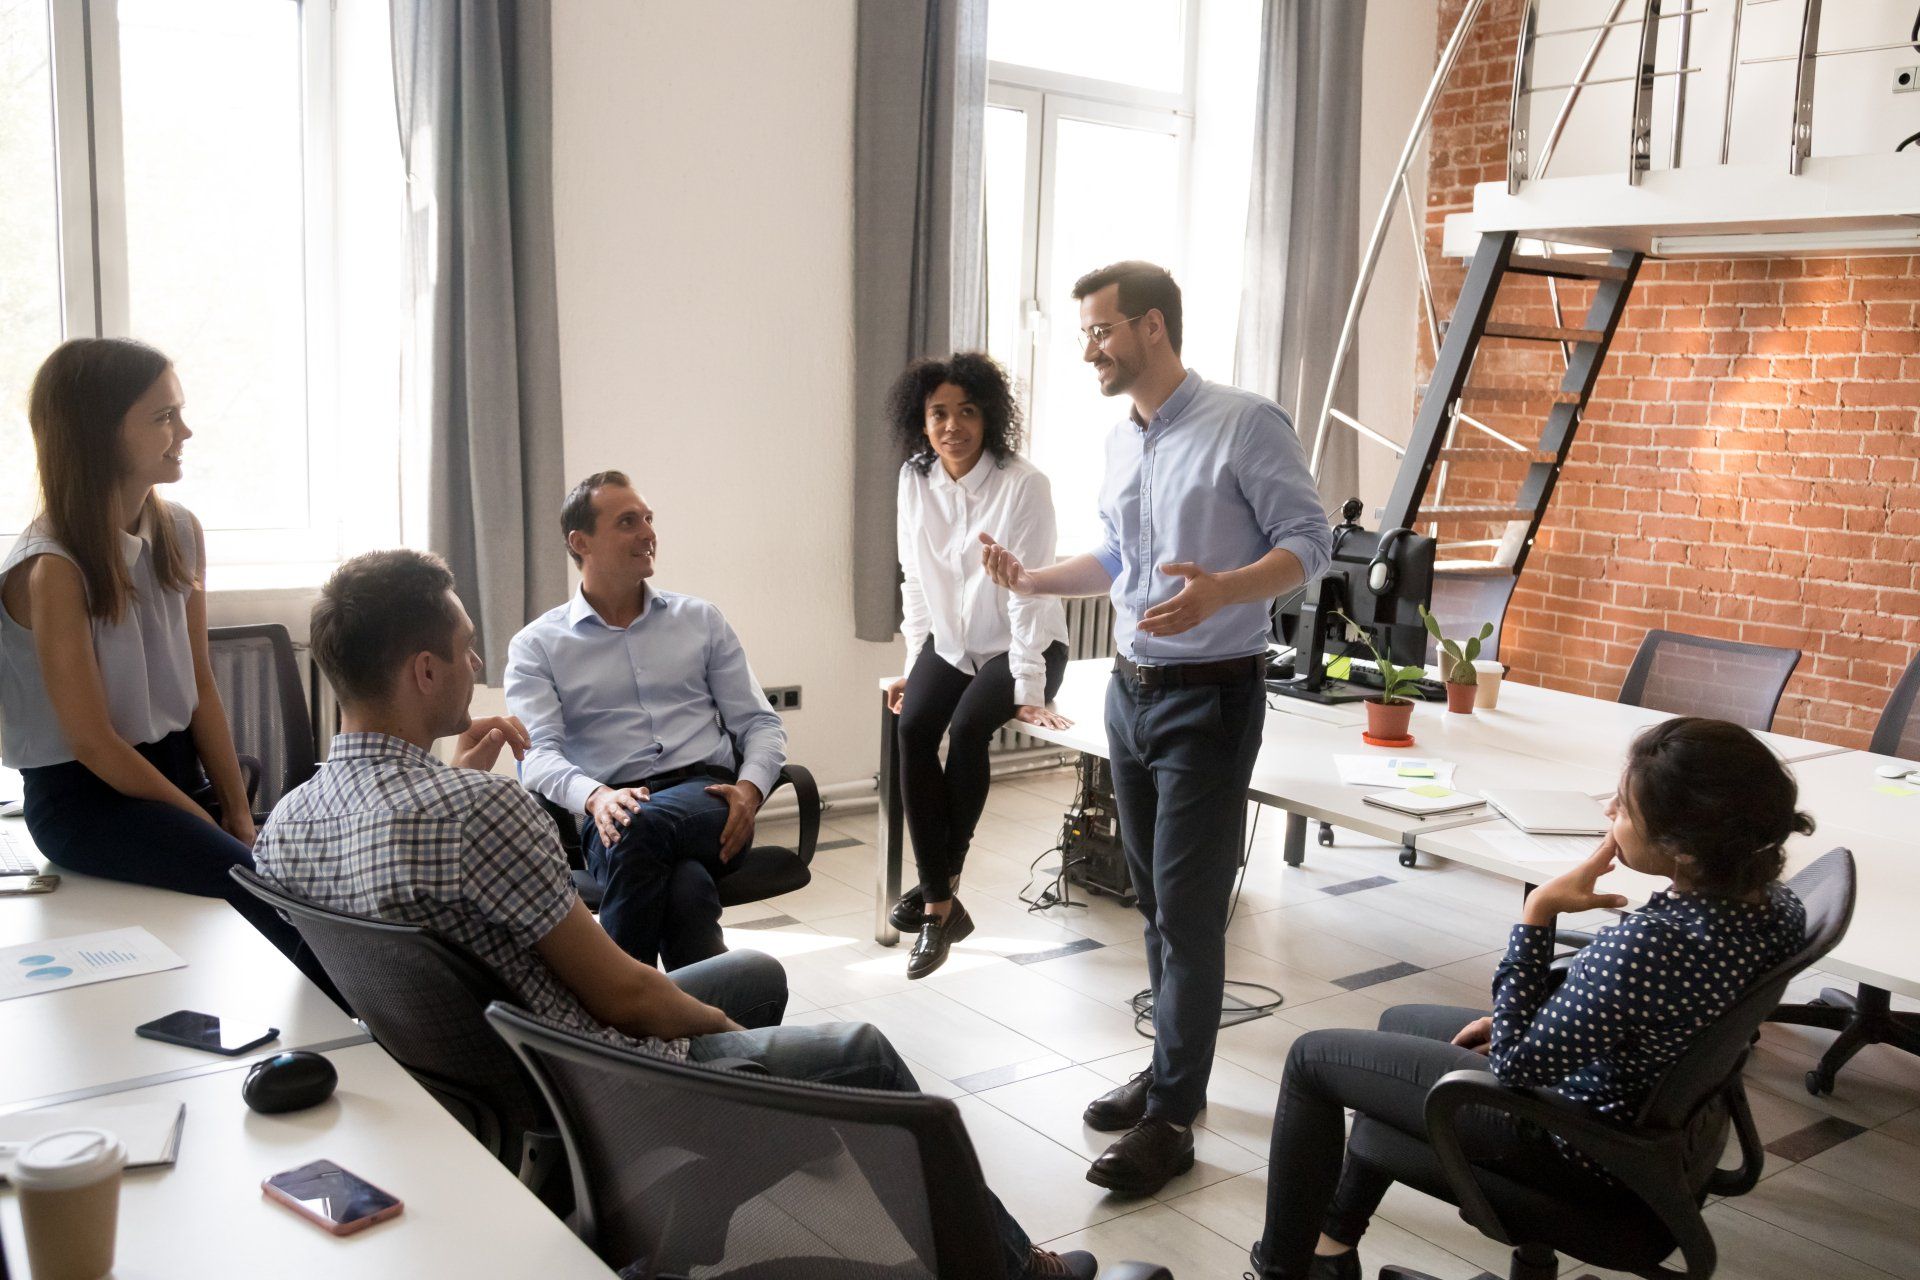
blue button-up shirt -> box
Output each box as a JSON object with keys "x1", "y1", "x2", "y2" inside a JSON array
[
  {"x1": 1090, "y1": 370, "x2": 1332, "y2": 662},
  {"x1": 504, "y1": 586, "x2": 786, "y2": 814}
]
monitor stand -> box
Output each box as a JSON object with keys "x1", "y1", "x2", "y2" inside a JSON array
[{"x1": 1267, "y1": 675, "x2": 1380, "y2": 705}]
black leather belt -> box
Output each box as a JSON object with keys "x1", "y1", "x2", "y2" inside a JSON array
[
  {"x1": 1113, "y1": 653, "x2": 1266, "y2": 691},
  {"x1": 610, "y1": 763, "x2": 736, "y2": 793}
]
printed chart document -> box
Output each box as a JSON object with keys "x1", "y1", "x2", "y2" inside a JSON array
[
  {"x1": 1334, "y1": 755, "x2": 1459, "y2": 789},
  {"x1": 0, "y1": 927, "x2": 186, "y2": 1001}
]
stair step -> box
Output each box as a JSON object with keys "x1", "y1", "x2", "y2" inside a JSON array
[
  {"x1": 1433, "y1": 560, "x2": 1517, "y2": 576},
  {"x1": 1504, "y1": 254, "x2": 1630, "y2": 283},
  {"x1": 1457, "y1": 383, "x2": 1582, "y2": 406},
  {"x1": 1436, "y1": 448, "x2": 1557, "y2": 463},
  {"x1": 1422, "y1": 507, "x2": 1536, "y2": 523},
  {"x1": 1483, "y1": 321, "x2": 1606, "y2": 344}
]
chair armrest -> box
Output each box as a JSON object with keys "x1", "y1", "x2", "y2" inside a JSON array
[
  {"x1": 1704, "y1": 1080, "x2": 1764, "y2": 1198},
  {"x1": 1424, "y1": 1070, "x2": 1717, "y2": 1277},
  {"x1": 700, "y1": 1056, "x2": 772, "y2": 1076},
  {"x1": 773, "y1": 763, "x2": 821, "y2": 867},
  {"x1": 1096, "y1": 1263, "x2": 1174, "y2": 1280}
]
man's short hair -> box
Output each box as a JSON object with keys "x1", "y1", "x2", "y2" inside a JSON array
[
  {"x1": 310, "y1": 550, "x2": 462, "y2": 706},
  {"x1": 1071, "y1": 260, "x2": 1183, "y2": 357},
  {"x1": 560, "y1": 470, "x2": 631, "y2": 565}
]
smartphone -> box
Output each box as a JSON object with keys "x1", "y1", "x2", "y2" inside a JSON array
[
  {"x1": 263, "y1": 1160, "x2": 404, "y2": 1236},
  {"x1": 135, "y1": 1009, "x2": 280, "y2": 1057},
  {"x1": 0, "y1": 874, "x2": 58, "y2": 895}
]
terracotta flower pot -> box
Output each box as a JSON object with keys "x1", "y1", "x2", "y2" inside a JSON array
[
  {"x1": 1366, "y1": 697, "x2": 1415, "y2": 740},
  {"x1": 1444, "y1": 680, "x2": 1477, "y2": 714}
]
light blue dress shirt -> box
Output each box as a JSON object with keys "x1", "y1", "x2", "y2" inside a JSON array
[
  {"x1": 504, "y1": 586, "x2": 786, "y2": 814},
  {"x1": 1090, "y1": 370, "x2": 1333, "y2": 663}
]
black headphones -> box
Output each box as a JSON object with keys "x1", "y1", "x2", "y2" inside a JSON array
[{"x1": 1367, "y1": 527, "x2": 1416, "y2": 596}]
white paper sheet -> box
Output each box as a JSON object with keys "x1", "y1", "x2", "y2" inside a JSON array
[
  {"x1": 1477, "y1": 828, "x2": 1600, "y2": 865},
  {"x1": 0, "y1": 927, "x2": 186, "y2": 1001},
  {"x1": 1334, "y1": 755, "x2": 1459, "y2": 789}
]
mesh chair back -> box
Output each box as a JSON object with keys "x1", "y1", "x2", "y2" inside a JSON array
[
  {"x1": 1424, "y1": 569, "x2": 1516, "y2": 665},
  {"x1": 1634, "y1": 849, "x2": 1855, "y2": 1166},
  {"x1": 486, "y1": 1003, "x2": 1010, "y2": 1280},
  {"x1": 208, "y1": 624, "x2": 316, "y2": 816},
  {"x1": 231, "y1": 867, "x2": 547, "y2": 1166},
  {"x1": 1617, "y1": 629, "x2": 1801, "y2": 731},
  {"x1": 1871, "y1": 651, "x2": 1920, "y2": 761}
]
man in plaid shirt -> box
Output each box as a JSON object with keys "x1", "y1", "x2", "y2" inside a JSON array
[{"x1": 253, "y1": 549, "x2": 1099, "y2": 1280}]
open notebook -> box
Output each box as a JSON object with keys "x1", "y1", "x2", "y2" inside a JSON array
[{"x1": 0, "y1": 1099, "x2": 185, "y2": 1182}]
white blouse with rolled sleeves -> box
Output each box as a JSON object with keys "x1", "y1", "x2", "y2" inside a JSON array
[
  {"x1": 0, "y1": 503, "x2": 202, "y2": 769},
  {"x1": 897, "y1": 454, "x2": 1069, "y2": 709}
]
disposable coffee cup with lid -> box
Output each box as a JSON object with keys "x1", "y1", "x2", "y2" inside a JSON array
[
  {"x1": 15, "y1": 1127, "x2": 127, "y2": 1280},
  {"x1": 1472, "y1": 660, "x2": 1505, "y2": 710}
]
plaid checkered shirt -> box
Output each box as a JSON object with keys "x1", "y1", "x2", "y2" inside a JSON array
[{"x1": 254, "y1": 731, "x2": 690, "y2": 1061}]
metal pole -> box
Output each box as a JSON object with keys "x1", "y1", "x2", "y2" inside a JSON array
[{"x1": 1720, "y1": 0, "x2": 1747, "y2": 162}]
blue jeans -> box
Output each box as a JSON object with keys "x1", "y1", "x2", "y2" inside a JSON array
[
  {"x1": 584, "y1": 776, "x2": 732, "y2": 971},
  {"x1": 673, "y1": 951, "x2": 1038, "y2": 1277},
  {"x1": 1106, "y1": 665, "x2": 1267, "y2": 1125}
]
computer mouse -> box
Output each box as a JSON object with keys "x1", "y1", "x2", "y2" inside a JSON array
[
  {"x1": 1876, "y1": 763, "x2": 1914, "y2": 780},
  {"x1": 242, "y1": 1051, "x2": 338, "y2": 1115}
]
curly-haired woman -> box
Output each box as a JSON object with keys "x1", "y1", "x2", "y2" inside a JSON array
[{"x1": 885, "y1": 352, "x2": 1070, "y2": 979}]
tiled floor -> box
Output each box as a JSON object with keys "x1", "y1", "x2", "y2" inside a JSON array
[{"x1": 738, "y1": 768, "x2": 1920, "y2": 1279}]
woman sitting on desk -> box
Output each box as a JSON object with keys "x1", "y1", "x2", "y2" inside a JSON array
[
  {"x1": 1250, "y1": 717, "x2": 1811, "y2": 1279},
  {"x1": 0, "y1": 338, "x2": 337, "y2": 1001},
  {"x1": 884, "y1": 352, "x2": 1071, "y2": 979}
]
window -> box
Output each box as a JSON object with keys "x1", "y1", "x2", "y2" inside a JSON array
[
  {"x1": 983, "y1": 0, "x2": 1262, "y2": 553},
  {"x1": 0, "y1": 0, "x2": 401, "y2": 586}
]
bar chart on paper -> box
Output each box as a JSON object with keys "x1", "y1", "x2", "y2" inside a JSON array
[{"x1": 0, "y1": 927, "x2": 186, "y2": 1000}]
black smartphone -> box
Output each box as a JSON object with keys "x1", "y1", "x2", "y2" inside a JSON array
[
  {"x1": 263, "y1": 1160, "x2": 404, "y2": 1236},
  {"x1": 135, "y1": 1009, "x2": 280, "y2": 1057}
]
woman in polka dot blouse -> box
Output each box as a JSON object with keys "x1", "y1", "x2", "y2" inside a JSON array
[{"x1": 1250, "y1": 718, "x2": 1811, "y2": 1280}]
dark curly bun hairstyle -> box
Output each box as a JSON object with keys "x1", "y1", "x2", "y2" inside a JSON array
[
  {"x1": 887, "y1": 351, "x2": 1022, "y2": 476},
  {"x1": 1621, "y1": 717, "x2": 1814, "y2": 899}
]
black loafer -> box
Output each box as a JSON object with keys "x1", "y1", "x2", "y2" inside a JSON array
[
  {"x1": 1086, "y1": 1117, "x2": 1195, "y2": 1197},
  {"x1": 889, "y1": 886, "x2": 927, "y2": 932},
  {"x1": 1083, "y1": 1068, "x2": 1154, "y2": 1132},
  {"x1": 1245, "y1": 1239, "x2": 1360, "y2": 1280},
  {"x1": 906, "y1": 901, "x2": 973, "y2": 979}
]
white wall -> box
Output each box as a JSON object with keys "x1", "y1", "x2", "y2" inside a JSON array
[{"x1": 549, "y1": 0, "x2": 897, "y2": 789}]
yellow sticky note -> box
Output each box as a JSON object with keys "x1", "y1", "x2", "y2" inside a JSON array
[
  {"x1": 1410, "y1": 784, "x2": 1453, "y2": 799},
  {"x1": 1397, "y1": 765, "x2": 1437, "y2": 779},
  {"x1": 1873, "y1": 783, "x2": 1919, "y2": 798}
]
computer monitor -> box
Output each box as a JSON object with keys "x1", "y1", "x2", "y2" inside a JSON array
[{"x1": 1270, "y1": 502, "x2": 1437, "y2": 704}]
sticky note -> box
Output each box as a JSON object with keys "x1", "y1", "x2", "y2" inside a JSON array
[
  {"x1": 1397, "y1": 765, "x2": 1437, "y2": 779},
  {"x1": 1873, "y1": 783, "x2": 1919, "y2": 798},
  {"x1": 1410, "y1": 785, "x2": 1453, "y2": 799}
]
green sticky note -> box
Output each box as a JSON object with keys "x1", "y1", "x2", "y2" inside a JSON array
[
  {"x1": 1397, "y1": 765, "x2": 1437, "y2": 779},
  {"x1": 1873, "y1": 783, "x2": 1919, "y2": 798},
  {"x1": 1410, "y1": 784, "x2": 1453, "y2": 799}
]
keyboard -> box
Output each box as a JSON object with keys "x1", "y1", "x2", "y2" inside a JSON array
[{"x1": 0, "y1": 831, "x2": 42, "y2": 877}]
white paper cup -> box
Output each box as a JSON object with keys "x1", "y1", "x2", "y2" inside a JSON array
[
  {"x1": 14, "y1": 1127, "x2": 126, "y2": 1280},
  {"x1": 1473, "y1": 661, "x2": 1505, "y2": 710}
]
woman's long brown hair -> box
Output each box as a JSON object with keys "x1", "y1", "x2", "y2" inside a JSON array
[{"x1": 26, "y1": 338, "x2": 195, "y2": 622}]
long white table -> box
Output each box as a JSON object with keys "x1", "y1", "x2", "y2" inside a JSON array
[
  {"x1": 0, "y1": 818, "x2": 367, "y2": 1113},
  {"x1": 0, "y1": 1044, "x2": 614, "y2": 1277}
]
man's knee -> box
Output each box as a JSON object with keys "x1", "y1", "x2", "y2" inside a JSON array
[{"x1": 845, "y1": 1022, "x2": 916, "y2": 1092}]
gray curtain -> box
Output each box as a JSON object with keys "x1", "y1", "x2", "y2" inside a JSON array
[
  {"x1": 851, "y1": 0, "x2": 989, "y2": 642},
  {"x1": 1234, "y1": 0, "x2": 1368, "y2": 511},
  {"x1": 393, "y1": 0, "x2": 567, "y2": 678}
]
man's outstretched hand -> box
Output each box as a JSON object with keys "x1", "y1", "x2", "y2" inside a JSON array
[{"x1": 979, "y1": 533, "x2": 1036, "y2": 595}]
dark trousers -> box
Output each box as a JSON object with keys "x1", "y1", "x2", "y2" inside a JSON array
[
  {"x1": 1105, "y1": 665, "x2": 1266, "y2": 1125},
  {"x1": 583, "y1": 767, "x2": 737, "y2": 972},
  {"x1": 21, "y1": 730, "x2": 346, "y2": 1010},
  {"x1": 1258, "y1": 1004, "x2": 1604, "y2": 1278},
  {"x1": 897, "y1": 641, "x2": 1067, "y2": 904}
]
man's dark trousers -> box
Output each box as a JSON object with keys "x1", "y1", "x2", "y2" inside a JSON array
[
  {"x1": 582, "y1": 768, "x2": 737, "y2": 970},
  {"x1": 1104, "y1": 663, "x2": 1266, "y2": 1124}
]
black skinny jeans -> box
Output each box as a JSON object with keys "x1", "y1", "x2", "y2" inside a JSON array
[
  {"x1": 23, "y1": 729, "x2": 346, "y2": 1010},
  {"x1": 896, "y1": 641, "x2": 1067, "y2": 904},
  {"x1": 1259, "y1": 1003, "x2": 1609, "y2": 1278}
]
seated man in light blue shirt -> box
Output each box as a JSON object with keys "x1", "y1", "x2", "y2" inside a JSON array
[{"x1": 505, "y1": 470, "x2": 786, "y2": 971}]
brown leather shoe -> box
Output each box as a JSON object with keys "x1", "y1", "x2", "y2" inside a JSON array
[
  {"x1": 1086, "y1": 1117, "x2": 1195, "y2": 1197},
  {"x1": 1082, "y1": 1068, "x2": 1153, "y2": 1132},
  {"x1": 1025, "y1": 1247, "x2": 1098, "y2": 1279}
]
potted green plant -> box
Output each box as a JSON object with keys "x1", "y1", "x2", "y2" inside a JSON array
[
  {"x1": 1420, "y1": 606, "x2": 1494, "y2": 714},
  {"x1": 1331, "y1": 610, "x2": 1424, "y2": 744}
]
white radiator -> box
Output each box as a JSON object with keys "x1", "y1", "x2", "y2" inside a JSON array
[{"x1": 992, "y1": 594, "x2": 1114, "y2": 754}]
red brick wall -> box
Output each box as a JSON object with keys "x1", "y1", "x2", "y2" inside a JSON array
[{"x1": 1421, "y1": 0, "x2": 1920, "y2": 748}]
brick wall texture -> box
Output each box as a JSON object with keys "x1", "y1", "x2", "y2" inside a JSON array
[{"x1": 1420, "y1": 0, "x2": 1920, "y2": 748}]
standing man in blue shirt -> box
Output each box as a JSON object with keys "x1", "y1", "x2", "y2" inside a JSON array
[
  {"x1": 505, "y1": 471, "x2": 786, "y2": 971},
  {"x1": 984, "y1": 261, "x2": 1332, "y2": 1197}
]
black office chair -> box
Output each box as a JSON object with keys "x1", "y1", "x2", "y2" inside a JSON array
[
  {"x1": 1359, "y1": 848, "x2": 1854, "y2": 1280},
  {"x1": 536, "y1": 764, "x2": 821, "y2": 914},
  {"x1": 1616, "y1": 629, "x2": 1801, "y2": 732},
  {"x1": 1424, "y1": 567, "x2": 1515, "y2": 666},
  {"x1": 230, "y1": 866, "x2": 568, "y2": 1209},
  {"x1": 208, "y1": 624, "x2": 317, "y2": 822},
  {"x1": 484, "y1": 1002, "x2": 1172, "y2": 1280},
  {"x1": 1767, "y1": 650, "x2": 1920, "y2": 1095}
]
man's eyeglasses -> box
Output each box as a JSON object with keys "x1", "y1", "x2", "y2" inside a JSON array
[{"x1": 1078, "y1": 314, "x2": 1146, "y2": 347}]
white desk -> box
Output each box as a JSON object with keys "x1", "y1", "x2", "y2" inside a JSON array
[
  {"x1": 0, "y1": 1043, "x2": 614, "y2": 1278},
  {"x1": 0, "y1": 820, "x2": 366, "y2": 1112}
]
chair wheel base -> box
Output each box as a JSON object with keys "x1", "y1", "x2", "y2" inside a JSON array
[
  {"x1": 1806, "y1": 1067, "x2": 1835, "y2": 1097},
  {"x1": 1399, "y1": 846, "x2": 1418, "y2": 868}
]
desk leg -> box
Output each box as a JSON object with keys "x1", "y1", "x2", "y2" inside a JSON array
[
  {"x1": 875, "y1": 695, "x2": 904, "y2": 946},
  {"x1": 1283, "y1": 812, "x2": 1307, "y2": 867}
]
